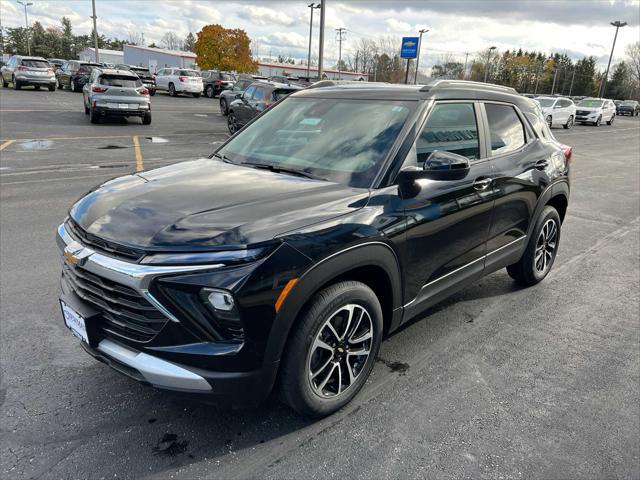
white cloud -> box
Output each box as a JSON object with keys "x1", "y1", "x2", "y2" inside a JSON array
[
  {"x1": 386, "y1": 18, "x2": 412, "y2": 32},
  {"x1": 239, "y1": 5, "x2": 294, "y2": 26}
]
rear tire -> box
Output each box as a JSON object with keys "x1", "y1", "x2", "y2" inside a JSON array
[
  {"x1": 206, "y1": 85, "x2": 214, "y2": 98},
  {"x1": 84, "y1": 102, "x2": 90, "y2": 114},
  {"x1": 227, "y1": 112, "x2": 238, "y2": 134},
  {"x1": 168, "y1": 83, "x2": 176, "y2": 97},
  {"x1": 594, "y1": 115, "x2": 601, "y2": 126},
  {"x1": 546, "y1": 115, "x2": 552, "y2": 128},
  {"x1": 89, "y1": 108, "x2": 100, "y2": 124},
  {"x1": 507, "y1": 205, "x2": 561, "y2": 286},
  {"x1": 13, "y1": 77, "x2": 21, "y2": 90},
  {"x1": 563, "y1": 115, "x2": 573, "y2": 129},
  {"x1": 192, "y1": 92, "x2": 201, "y2": 98},
  {"x1": 149, "y1": 89, "x2": 156, "y2": 96},
  {"x1": 48, "y1": 84, "x2": 55, "y2": 92},
  {"x1": 220, "y1": 98, "x2": 228, "y2": 115},
  {"x1": 142, "y1": 112, "x2": 152, "y2": 125},
  {"x1": 279, "y1": 281, "x2": 383, "y2": 417},
  {"x1": 2, "y1": 76, "x2": 8, "y2": 88},
  {"x1": 34, "y1": 85, "x2": 40, "y2": 90},
  {"x1": 57, "y1": 78, "x2": 63, "y2": 89}
]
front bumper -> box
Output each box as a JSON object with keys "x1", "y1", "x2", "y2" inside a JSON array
[{"x1": 56, "y1": 221, "x2": 282, "y2": 405}]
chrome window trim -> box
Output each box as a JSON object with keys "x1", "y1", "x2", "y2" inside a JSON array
[{"x1": 57, "y1": 222, "x2": 224, "y2": 323}]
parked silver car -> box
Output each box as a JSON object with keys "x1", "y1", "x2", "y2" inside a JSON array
[
  {"x1": 82, "y1": 68, "x2": 151, "y2": 124},
  {"x1": 1, "y1": 55, "x2": 56, "y2": 91}
]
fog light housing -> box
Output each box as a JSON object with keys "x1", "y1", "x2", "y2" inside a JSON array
[{"x1": 203, "y1": 288, "x2": 235, "y2": 311}]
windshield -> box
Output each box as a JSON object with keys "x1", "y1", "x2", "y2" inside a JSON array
[
  {"x1": 99, "y1": 75, "x2": 142, "y2": 88},
  {"x1": 219, "y1": 97, "x2": 415, "y2": 188},
  {"x1": 536, "y1": 98, "x2": 556, "y2": 108},
  {"x1": 621, "y1": 101, "x2": 636, "y2": 106},
  {"x1": 578, "y1": 99, "x2": 603, "y2": 108}
]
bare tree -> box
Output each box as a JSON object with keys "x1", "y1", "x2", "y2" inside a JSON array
[
  {"x1": 626, "y1": 42, "x2": 640, "y2": 87},
  {"x1": 161, "y1": 31, "x2": 182, "y2": 51},
  {"x1": 127, "y1": 30, "x2": 144, "y2": 46}
]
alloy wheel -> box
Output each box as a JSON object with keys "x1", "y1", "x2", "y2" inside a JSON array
[
  {"x1": 546, "y1": 115, "x2": 552, "y2": 128},
  {"x1": 228, "y1": 113, "x2": 237, "y2": 133},
  {"x1": 535, "y1": 219, "x2": 557, "y2": 274},
  {"x1": 307, "y1": 304, "x2": 373, "y2": 398}
]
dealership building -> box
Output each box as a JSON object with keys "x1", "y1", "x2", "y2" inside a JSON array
[
  {"x1": 78, "y1": 47, "x2": 124, "y2": 65},
  {"x1": 257, "y1": 62, "x2": 367, "y2": 81},
  {"x1": 122, "y1": 45, "x2": 198, "y2": 72}
]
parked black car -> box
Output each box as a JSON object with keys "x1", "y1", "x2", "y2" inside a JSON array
[
  {"x1": 56, "y1": 60, "x2": 102, "y2": 92},
  {"x1": 201, "y1": 70, "x2": 235, "y2": 98},
  {"x1": 57, "y1": 80, "x2": 570, "y2": 417},
  {"x1": 47, "y1": 58, "x2": 65, "y2": 71},
  {"x1": 616, "y1": 100, "x2": 640, "y2": 116},
  {"x1": 219, "y1": 74, "x2": 268, "y2": 115},
  {"x1": 227, "y1": 81, "x2": 302, "y2": 133},
  {"x1": 115, "y1": 64, "x2": 156, "y2": 96}
]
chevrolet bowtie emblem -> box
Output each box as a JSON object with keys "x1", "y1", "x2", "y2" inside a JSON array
[
  {"x1": 63, "y1": 243, "x2": 91, "y2": 266},
  {"x1": 404, "y1": 41, "x2": 416, "y2": 47}
]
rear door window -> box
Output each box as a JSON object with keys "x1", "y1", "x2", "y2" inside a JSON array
[
  {"x1": 415, "y1": 102, "x2": 481, "y2": 162},
  {"x1": 485, "y1": 103, "x2": 526, "y2": 155}
]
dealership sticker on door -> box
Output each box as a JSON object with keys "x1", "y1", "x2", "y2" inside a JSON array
[{"x1": 60, "y1": 300, "x2": 89, "y2": 343}]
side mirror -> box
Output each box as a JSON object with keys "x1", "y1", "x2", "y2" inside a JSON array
[
  {"x1": 397, "y1": 150, "x2": 470, "y2": 197},
  {"x1": 235, "y1": 92, "x2": 243, "y2": 99}
]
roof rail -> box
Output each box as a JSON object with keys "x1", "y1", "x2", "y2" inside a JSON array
[{"x1": 420, "y1": 80, "x2": 518, "y2": 94}]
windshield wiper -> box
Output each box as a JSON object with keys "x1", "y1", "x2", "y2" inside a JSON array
[{"x1": 241, "y1": 162, "x2": 327, "y2": 181}]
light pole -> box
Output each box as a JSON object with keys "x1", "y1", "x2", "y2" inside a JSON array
[
  {"x1": 413, "y1": 28, "x2": 428, "y2": 84},
  {"x1": 317, "y1": 0, "x2": 325, "y2": 79},
  {"x1": 306, "y1": 3, "x2": 320, "y2": 79},
  {"x1": 600, "y1": 20, "x2": 627, "y2": 97},
  {"x1": 484, "y1": 46, "x2": 496, "y2": 83},
  {"x1": 17, "y1": 1, "x2": 33, "y2": 55},
  {"x1": 91, "y1": 0, "x2": 100, "y2": 62}
]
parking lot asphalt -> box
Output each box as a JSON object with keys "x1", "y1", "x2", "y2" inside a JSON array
[{"x1": 1, "y1": 87, "x2": 639, "y2": 479}]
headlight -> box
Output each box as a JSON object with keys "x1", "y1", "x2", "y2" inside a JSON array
[{"x1": 141, "y1": 247, "x2": 268, "y2": 265}]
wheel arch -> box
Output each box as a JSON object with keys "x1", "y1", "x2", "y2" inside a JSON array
[{"x1": 264, "y1": 242, "x2": 403, "y2": 367}]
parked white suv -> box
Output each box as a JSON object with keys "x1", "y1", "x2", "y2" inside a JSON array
[
  {"x1": 535, "y1": 96, "x2": 576, "y2": 129},
  {"x1": 575, "y1": 98, "x2": 616, "y2": 126},
  {"x1": 155, "y1": 68, "x2": 203, "y2": 97}
]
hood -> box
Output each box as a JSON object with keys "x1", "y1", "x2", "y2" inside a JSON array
[
  {"x1": 576, "y1": 106, "x2": 602, "y2": 112},
  {"x1": 70, "y1": 159, "x2": 369, "y2": 252}
]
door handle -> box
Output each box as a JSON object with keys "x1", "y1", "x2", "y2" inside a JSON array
[
  {"x1": 534, "y1": 159, "x2": 549, "y2": 170},
  {"x1": 473, "y1": 177, "x2": 492, "y2": 191}
]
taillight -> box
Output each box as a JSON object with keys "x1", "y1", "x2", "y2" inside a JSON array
[
  {"x1": 179, "y1": 76, "x2": 186, "y2": 82},
  {"x1": 91, "y1": 85, "x2": 107, "y2": 93},
  {"x1": 138, "y1": 87, "x2": 149, "y2": 96},
  {"x1": 265, "y1": 102, "x2": 273, "y2": 108},
  {"x1": 560, "y1": 144, "x2": 572, "y2": 162},
  {"x1": 215, "y1": 79, "x2": 222, "y2": 86},
  {"x1": 47, "y1": 67, "x2": 54, "y2": 72}
]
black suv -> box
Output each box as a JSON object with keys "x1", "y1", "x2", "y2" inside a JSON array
[
  {"x1": 219, "y1": 74, "x2": 268, "y2": 115},
  {"x1": 616, "y1": 100, "x2": 639, "y2": 116},
  {"x1": 227, "y1": 81, "x2": 302, "y2": 133},
  {"x1": 115, "y1": 64, "x2": 157, "y2": 96},
  {"x1": 201, "y1": 70, "x2": 235, "y2": 98},
  {"x1": 57, "y1": 80, "x2": 570, "y2": 417},
  {"x1": 56, "y1": 60, "x2": 102, "y2": 92}
]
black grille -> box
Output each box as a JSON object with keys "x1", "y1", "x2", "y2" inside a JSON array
[
  {"x1": 62, "y1": 263, "x2": 168, "y2": 342},
  {"x1": 576, "y1": 110, "x2": 590, "y2": 116},
  {"x1": 66, "y1": 220, "x2": 145, "y2": 262}
]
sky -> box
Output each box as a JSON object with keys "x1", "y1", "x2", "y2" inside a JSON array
[{"x1": 1, "y1": 0, "x2": 639, "y2": 71}]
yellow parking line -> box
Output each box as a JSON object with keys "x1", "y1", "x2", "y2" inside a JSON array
[
  {"x1": 0, "y1": 139, "x2": 15, "y2": 151},
  {"x1": 132, "y1": 135, "x2": 144, "y2": 172}
]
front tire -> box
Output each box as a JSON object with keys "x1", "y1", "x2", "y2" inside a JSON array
[
  {"x1": 168, "y1": 83, "x2": 177, "y2": 97},
  {"x1": 606, "y1": 114, "x2": 614, "y2": 126},
  {"x1": 594, "y1": 115, "x2": 601, "y2": 126},
  {"x1": 507, "y1": 206, "x2": 561, "y2": 286},
  {"x1": 280, "y1": 281, "x2": 383, "y2": 417},
  {"x1": 546, "y1": 115, "x2": 552, "y2": 128},
  {"x1": 227, "y1": 112, "x2": 238, "y2": 134}
]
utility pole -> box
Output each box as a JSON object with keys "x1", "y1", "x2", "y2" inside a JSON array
[
  {"x1": 568, "y1": 66, "x2": 576, "y2": 96},
  {"x1": 17, "y1": 1, "x2": 33, "y2": 56},
  {"x1": 551, "y1": 64, "x2": 559, "y2": 94},
  {"x1": 318, "y1": 0, "x2": 325, "y2": 79},
  {"x1": 463, "y1": 52, "x2": 470, "y2": 80},
  {"x1": 306, "y1": 3, "x2": 320, "y2": 79},
  {"x1": 484, "y1": 46, "x2": 496, "y2": 83},
  {"x1": 91, "y1": 0, "x2": 100, "y2": 62},
  {"x1": 600, "y1": 20, "x2": 627, "y2": 97},
  {"x1": 335, "y1": 27, "x2": 346, "y2": 79},
  {"x1": 413, "y1": 28, "x2": 428, "y2": 84}
]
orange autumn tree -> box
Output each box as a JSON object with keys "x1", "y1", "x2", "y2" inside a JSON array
[{"x1": 194, "y1": 24, "x2": 258, "y2": 73}]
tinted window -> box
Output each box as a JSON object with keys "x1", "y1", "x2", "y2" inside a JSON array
[
  {"x1": 99, "y1": 75, "x2": 141, "y2": 88},
  {"x1": 578, "y1": 99, "x2": 603, "y2": 108},
  {"x1": 485, "y1": 103, "x2": 526, "y2": 155},
  {"x1": 21, "y1": 59, "x2": 49, "y2": 68},
  {"x1": 273, "y1": 89, "x2": 296, "y2": 101},
  {"x1": 416, "y1": 102, "x2": 480, "y2": 161},
  {"x1": 219, "y1": 98, "x2": 415, "y2": 188},
  {"x1": 253, "y1": 87, "x2": 266, "y2": 101},
  {"x1": 244, "y1": 86, "x2": 256, "y2": 99}
]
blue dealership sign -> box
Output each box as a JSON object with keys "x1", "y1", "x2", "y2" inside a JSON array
[{"x1": 400, "y1": 37, "x2": 420, "y2": 59}]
